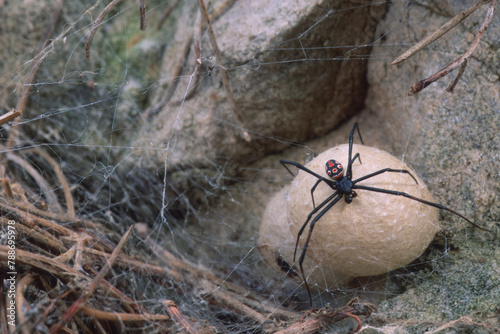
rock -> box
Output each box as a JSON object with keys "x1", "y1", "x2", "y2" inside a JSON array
[{"x1": 134, "y1": 0, "x2": 387, "y2": 172}]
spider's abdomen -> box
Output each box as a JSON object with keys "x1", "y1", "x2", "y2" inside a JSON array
[{"x1": 325, "y1": 159, "x2": 344, "y2": 180}]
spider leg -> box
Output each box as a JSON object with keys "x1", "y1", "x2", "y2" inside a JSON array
[
  {"x1": 310, "y1": 176, "x2": 338, "y2": 208},
  {"x1": 297, "y1": 193, "x2": 343, "y2": 306},
  {"x1": 280, "y1": 160, "x2": 299, "y2": 177},
  {"x1": 281, "y1": 159, "x2": 336, "y2": 208},
  {"x1": 353, "y1": 185, "x2": 491, "y2": 232},
  {"x1": 353, "y1": 168, "x2": 418, "y2": 185},
  {"x1": 350, "y1": 152, "x2": 362, "y2": 166},
  {"x1": 310, "y1": 179, "x2": 323, "y2": 208},
  {"x1": 355, "y1": 123, "x2": 364, "y2": 145},
  {"x1": 280, "y1": 159, "x2": 330, "y2": 181},
  {"x1": 293, "y1": 191, "x2": 341, "y2": 262},
  {"x1": 347, "y1": 123, "x2": 363, "y2": 179}
]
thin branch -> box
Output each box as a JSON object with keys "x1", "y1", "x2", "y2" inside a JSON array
[
  {"x1": 392, "y1": 0, "x2": 490, "y2": 65},
  {"x1": 15, "y1": 274, "x2": 36, "y2": 334},
  {"x1": 198, "y1": 0, "x2": 251, "y2": 142},
  {"x1": 86, "y1": 267, "x2": 146, "y2": 314},
  {"x1": 157, "y1": 0, "x2": 181, "y2": 30},
  {"x1": 85, "y1": 0, "x2": 124, "y2": 62},
  {"x1": 143, "y1": 29, "x2": 193, "y2": 118},
  {"x1": 80, "y1": 306, "x2": 169, "y2": 322},
  {"x1": 446, "y1": 59, "x2": 468, "y2": 92},
  {"x1": 135, "y1": 223, "x2": 296, "y2": 325},
  {"x1": 2, "y1": 173, "x2": 14, "y2": 198},
  {"x1": 0, "y1": 109, "x2": 21, "y2": 126},
  {"x1": 148, "y1": 0, "x2": 238, "y2": 114},
  {"x1": 163, "y1": 300, "x2": 202, "y2": 334},
  {"x1": 0, "y1": 201, "x2": 74, "y2": 237},
  {"x1": 408, "y1": 0, "x2": 497, "y2": 95},
  {"x1": 0, "y1": 246, "x2": 80, "y2": 282},
  {"x1": 86, "y1": 0, "x2": 149, "y2": 60},
  {"x1": 49, "y1": 226, "x2": 133, "y2": 333},
  {"x1": 183, "y1": 9, "x2": 203, "y2": 100},
  {"x1": 202, "y1": 282, "x2": 267, "y2": 324},
  {"x1": 5, "y1": 151, "x2": 63, "y2": 214},
  {"x1": 274, "y1": 299, "x2": 376, "y2": 334},
  {"x1": 139, "y1": 0, "x2": 147, "y2": 30},
  {"x1": 0, "y1": 197, "x2": 108, "y2": 236},
  {"x1": 209, "y1": 0, "x2": 238, "y2": 19},
  {"x1": 8, "y1": 220, "x2": 67, "y2": 253},
  {"x1": 30, "y1": 148, "x2": 76, "y2": 219}
]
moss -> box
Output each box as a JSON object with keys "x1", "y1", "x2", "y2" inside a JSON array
[{"x1": 378, "y1": 238, "x2": 499, "y2": 321}]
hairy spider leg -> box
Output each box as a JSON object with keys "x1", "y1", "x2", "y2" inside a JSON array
[
  {"x1": 354, "y1": 185, "x2": 491, "y2": 232},
  {"x1": 297, "y1": 193, "x2": 343, "y2": 307},
  {"x1": 293, "y1": 191, "x2": 340, "y2": 262},
  {"x1": 346, "y1": 122, "x2": 364, "y2": 180},
  {"x1": 353, "y1": 168, "x2": 419, "y2": 185}
]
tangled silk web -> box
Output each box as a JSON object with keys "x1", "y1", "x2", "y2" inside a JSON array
[{"x1": 0, "y1": 1, "x2": 498, "y2": 333}]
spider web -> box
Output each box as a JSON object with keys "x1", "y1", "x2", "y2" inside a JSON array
[{"x1": 0, "y1": 0, "x2": 498, "y2": 333}]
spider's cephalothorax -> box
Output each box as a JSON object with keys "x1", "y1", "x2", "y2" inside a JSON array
[{"x1": 279, "y1": 122, "x2": 491, "y2": 307}]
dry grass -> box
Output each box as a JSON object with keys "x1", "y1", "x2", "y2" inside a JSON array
[{"x1": 0, "y1": 160, "x2": 375, "y2": 333}]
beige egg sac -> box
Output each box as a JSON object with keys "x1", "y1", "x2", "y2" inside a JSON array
[
  {"x1": 257, "y1": 186, "x2": 297, "y2": 277},
  {"x1": 259, "y1": 144, "x2": 439, "y2": 291},
  {"x1": 257, "y1": 186, "x2": 352, "y2": 287}
]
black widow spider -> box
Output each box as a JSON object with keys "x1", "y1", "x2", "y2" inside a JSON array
[{"x1": 280, "y1": 122, "x2": 491, "y2": 306}]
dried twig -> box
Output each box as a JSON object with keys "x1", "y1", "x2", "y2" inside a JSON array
[
  {"x1": 143, "y1": 26, "x2": 194, "y2": 118},
  {"x1": 0, "y1": 199, "x2": 107, "y2": 236},
  {"x1": 10, "y1": 220, "x2": 67, "y2": 253},
  {"x1": 274, "y1": 299, "x2": 376, "y2": 334},
  {"x1": 0, "y1": 205, "x2": 176, "y2": 331},
  {"x1": 202, "y1": 282, "x2": 267, "y2": 324},
  {"x1": 82, "y1": 245, "x2": 177, "y2": 280},
  {"x1": 80, "y1": 306, "x2": 169, "y2": 322},
  {"x1": 87, "y1": 267, "x2": 146, "y2": 314},
  {"x1": 148, "y1": 0, "x2": 238, "y2": 115},
  {"x1": 392, "y1": 0, "x2": 490, "y2": 65},
  {"x1": 183, "y1": 9, "x2": 203, "y2": 100},
  {"x1": 139, "y1": 0, "x2": 147, "y2": 30},
  {"x1": 0, "y1": 201, "x2": 73, "y2": 237},
  {"x1": 157, "y1": 0, "x2": 181, "y2": 30},
  {"x1": 86, "y1": 0, "x2": 151, "y2": 60},
  {"x1": 135, "y1": 223, "x2": 296, "y2": 325},
  {"x1": 446, "y1": 58, "x2": 468, "y2": 92},
  {"x1": 29, "y1": 148, "x2": 76, "y2": 219},
  {"x1": 0, "y1": 246, "x2": 80, "y2": 281},
  {"x1": 2, "y1": 174, "x2": 14, "y2": 198},
  {"x1": 0, "y1": 109, "x2": 21, "y2": 126},
  {"x1": 408, "y1": 0, "x2": 497, "y2": 95},
  {"x1": 209, "y1": 0, "x2": 238, "y2": 19},
  {"x1": 85, "y1": 0, "x2": 124, "y2": 61},
  {"x1": 163, "y1": 300, "x2": 203, "y2": 334},
  {"x1": 15, "y1": 274, "x2": 36, "y2": 334},
  {"x1": 197, "y1": 0, "x2": 251, "y2": 142},
  {"x1": 48, "y1": 226, "x2": 134, "y2": 333},
  {"x1": 185, "y1": 0, "x2": 238, "y2": 101},
  {"x1": 4, "y1": 151, "x2": 63, "y2": 214}
]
